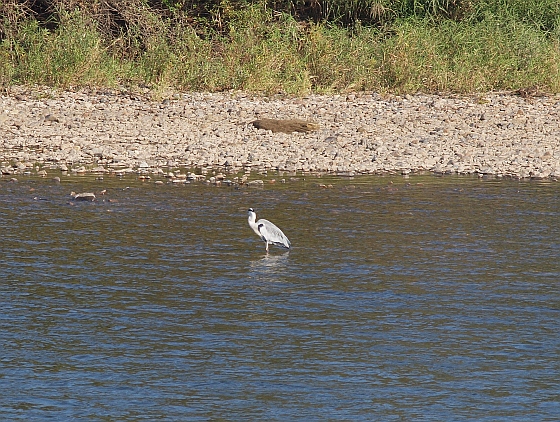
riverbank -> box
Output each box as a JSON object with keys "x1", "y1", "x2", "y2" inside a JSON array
[{"x1": 1, "y1": 88, "x2": 559, "y2": 180}]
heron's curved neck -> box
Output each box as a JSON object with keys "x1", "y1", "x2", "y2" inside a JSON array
[{"x1": 248, "y1": 212, "x2": 259, "y2": 234}]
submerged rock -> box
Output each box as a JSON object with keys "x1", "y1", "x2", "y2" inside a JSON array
[{"x1": 70, "y1": 192, "x2": 96, "y2": 201}]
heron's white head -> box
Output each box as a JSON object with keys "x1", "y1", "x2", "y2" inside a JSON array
[{"x1": 247, "y1": 208, "x2": 256, "y2": 222}]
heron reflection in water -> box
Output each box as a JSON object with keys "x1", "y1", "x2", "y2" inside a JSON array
[
  {"x1": 246, "y1": 252, "x2": 291, "y2": 284},
  {"x1": 247, "y1": 208, "x2": 291, "y2": 253}
]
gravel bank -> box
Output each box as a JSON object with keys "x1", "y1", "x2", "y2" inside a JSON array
[{"x1": 1, "y1": 88, "x2": 559, "y2": 180}]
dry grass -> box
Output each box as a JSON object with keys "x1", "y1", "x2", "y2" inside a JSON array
[{"x1": 0, "y1": 2, "x2": 559, "y2": 94}]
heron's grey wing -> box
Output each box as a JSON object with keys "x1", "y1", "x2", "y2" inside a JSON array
[{"x1": 258, "y1": 219, "x2": 291, "y2": 248}]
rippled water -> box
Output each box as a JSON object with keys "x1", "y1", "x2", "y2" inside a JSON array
[{"x1": 1, "y1": 173, "x2": 559, "y2": 420}]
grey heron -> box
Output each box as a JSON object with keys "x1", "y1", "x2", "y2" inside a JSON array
[{"x1": 247, "y1": 208, "x2": 291, "y2": 252}]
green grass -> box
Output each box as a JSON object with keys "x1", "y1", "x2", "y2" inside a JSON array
[
  {"x1": 1, "y1": 2, "x2": 559, "y2": 94},
  {"x1": 377, "y1": 17, "x2": 560, "y2": 93},
  {"x1": 4, "y1": 12, "x2": 119, "y2": 87}
]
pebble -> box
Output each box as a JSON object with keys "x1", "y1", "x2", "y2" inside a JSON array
[{"x1": 0, "y1": 88, "x2": 558, "y2": 179}]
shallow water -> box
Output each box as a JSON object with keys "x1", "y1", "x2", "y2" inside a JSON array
[{"x1": 1, "y1": 173, "x2": 559, "y2": 420}]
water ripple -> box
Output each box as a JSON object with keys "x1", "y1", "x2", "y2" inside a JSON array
[{"x1": 0, "y1": 175, "x2": 558, "y2": 420}]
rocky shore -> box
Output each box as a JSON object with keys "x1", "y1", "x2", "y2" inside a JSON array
[{"x1": 1, "y1": 87, "x2": 559, "y2": 180}]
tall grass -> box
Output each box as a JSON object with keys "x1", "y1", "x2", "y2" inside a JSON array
[
  {"x1": 378, "y1": 17, "x2": 560, "y2": 93},
  {"x1": 0, "y1": 1, "x2": 559, "y2": 94},
  {"x1": 4, "y1": 11, "x2": 118, "y2": 87}
]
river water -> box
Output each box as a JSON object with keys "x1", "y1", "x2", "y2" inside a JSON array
[{"x1": 1, "y1": 173, "x2": 558, "y2": 420}]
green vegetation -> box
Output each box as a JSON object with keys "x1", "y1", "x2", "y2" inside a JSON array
[{"x1": 1, "y1": 1, "x2": 559, "y2": 94}]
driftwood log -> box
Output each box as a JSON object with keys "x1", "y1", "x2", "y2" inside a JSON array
[{"x1": 251, "y1": 118, "x2": 319, "y2": 133}]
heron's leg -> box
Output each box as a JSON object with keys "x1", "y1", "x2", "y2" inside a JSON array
[{"x1": 266, "y1": 242, "x2": 269, "y2": 253}]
